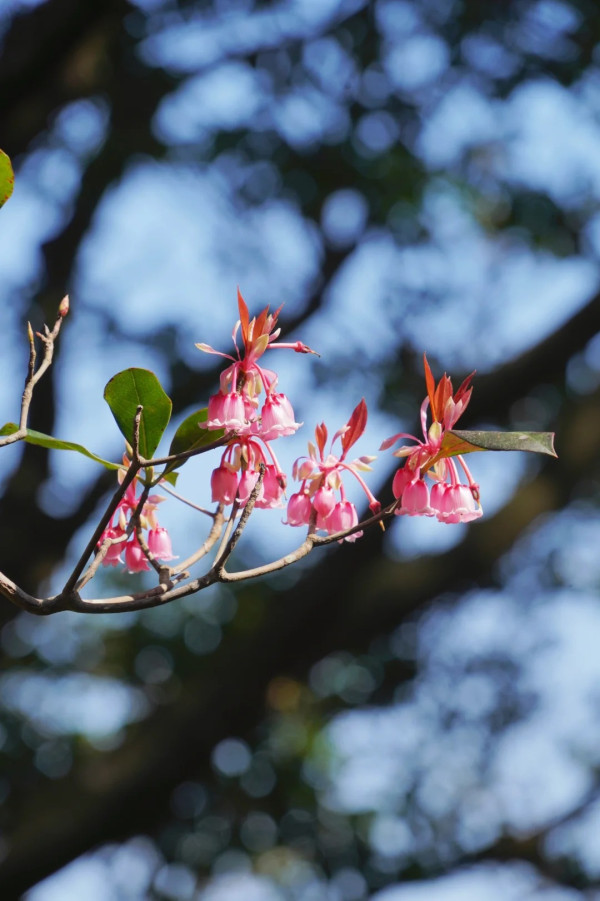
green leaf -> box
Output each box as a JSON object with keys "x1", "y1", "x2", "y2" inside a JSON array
[
  {"x1": 440, "y1": 429, "x2": 557, "y2": 459},
  {"x1": 103, "y1": 368, "x2": 172, "y2": 459},
  {"x1": 0, "y1": 423, "x2": 120, "y2": 470},
  {"x1": 0, "y1": 150, "x2": 14, "y2": 208},
  {"x1": 163, "y1": 408, "x2": 225, "y2": 476}
]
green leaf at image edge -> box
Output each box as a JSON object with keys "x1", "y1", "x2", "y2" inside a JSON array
[
  {"x1": 441, "y1": 429, "x2": 557, "y2": 458},
  {"x1": 0, "y1": 423, "x2": 120, "y2": 470},
  {"x1": 164, "y1": 408, "x2": 225, "y2": 476},
  {"x1": 0, "y1": 150, "x2": 14, "y2": 208},
  {"x1": 103, "y1": 368, "x2": 172, "y2": 459}
]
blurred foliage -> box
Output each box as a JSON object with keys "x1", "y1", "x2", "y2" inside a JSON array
[
  {"x1": 0, "y1": 149, "x2": 14, "y2": 207},
  {"x1": 1, "y1": 1, "x2": 600, "y2": 899}
]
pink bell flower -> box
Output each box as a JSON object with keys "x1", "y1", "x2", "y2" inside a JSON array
[
  {"x1": 260, "y1": 392, "x2": 301, "y2": 439},
  {"x1": 98, "y1": 526, "x2": 126, "y2": 566},
  {"x1": 237, "y1": 469, "x2": 262, "y2": 506},
  {"x1": 313, "y1": 484, "x2": 336, "y2": 517},
  {"x1": 197, "y1": 290, "x2": 316, "y2": 437},
  {"x1": 284, "y1": 491, "x2": 312, "y2": 526},
  {"x1": 211, "y1": 464, "x2": 239, "y2": 504},
  {"x1": 383, "y1": 355, "x2": 483, "y2": 523},
  {"x1": 207, "y1": 390, "x2": 248, "y2": 431},
  {"x1": 398, "y1": 478, "x2": 434, "y2": 517},
  {"x1": 125, "y1": 536, "x2": 150, "y2": 573},
  {"x1": 148, "y1": 527, "x2": 177, "y2": 561},
  {"x1": 255, "y1": 465, "x2": 286, "y2": 509},
  {"x1": 392, "y1": 466, "x2": 412, "y2": 501},
  {"x1": 324, "y1": 500, "x2": 362, "y2": 542},
  {"x1": 286, "y1": 399, "x2": 379, "y2": 541},
  {"x1": 431, "y1": 483, "x2": 482, "y2": 524},
  {"x1": 99, "y1": 463, "x2": 177, "y2": 572}
]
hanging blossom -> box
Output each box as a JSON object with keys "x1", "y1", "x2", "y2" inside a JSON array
[
  {"x1": 381, "y1": 355, "x2": 482, "y2": 523},
  {"x1": 285, "y1": 399, "x2": 380, "y2": 542},
  {"x1": 201, "y1": 289, "x2": 317, "y2": 509},
  {"x1": 98, "y1": 457, "x2": 176, "y2": 572}
]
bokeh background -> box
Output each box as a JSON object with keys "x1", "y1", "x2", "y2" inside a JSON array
[{"x1": 2, "y1": 0, "x2": 600, "y2": 898}]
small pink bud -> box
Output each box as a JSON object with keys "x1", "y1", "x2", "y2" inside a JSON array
[
  {"x1": 291, "y1": 340, "x2": 319, "y2": 355},
  {"x1": 58, "y1": 295, "x2": 70, "y2": 317},
  {"x1": 296, "y1": 460, "x2": 316, "y2": 480}
]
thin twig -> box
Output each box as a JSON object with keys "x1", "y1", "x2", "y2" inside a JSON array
[
  {"x1": 77, "y1": 530, "x2": 128, "y2": 591},
  {"x1": 134, "y1": 522, "x2": 164, "y2": 577},
  {"x1": 214, "y1": 464, "x2": 265, "y2": 572},
  {"x1": 214, "y1": 503, "x2": 240, "y2": 561},
  {"x1": 0, "y1": 296, "x2": 69, "y2": 448},
  {"x1": 219, "y1": 534, "x2": 317, "y2": 583},
  {"x1": 218, "y1": 501, "x2": 397, "y2": 580},
  {"x1": 0, "y1": 503, "x2": 400, "y2": 616},
  {"x1": 175, "y1": 505, "x2": 226, "y2": 573},
  {"x1": 63, "y1": 460, "x2": 140, "y2": 596},
  {"x1": 141, "y1": 436, "x2": 230, "y2": 470},
  {"x1": 131, "y1": 406, "x2": 143, "y2": 464},
  {"x1": 160, "y1": 482, "x2": 216, "y2": 517},
  {"x1": 69, "y1": 570, "x2": 219, "y2": 614}
]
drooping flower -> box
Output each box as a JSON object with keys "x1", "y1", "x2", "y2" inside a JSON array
[
  {"x1": 197, "y1": 289, "x2": 315, "y2": 438},
  {"x1": 202, "y1": 290, "x2": 315, "y2": 509},
  {"x1": 125, "y1": 534, "x2": 150, "y2": 573},
  {"x1": 211, "y1": 463, "x2": 239, "y2": 505},
  {"x1": 259, "y1": 392, "x2": 301, "y2": 440},
  {"x1": 324, "y1": 500, "x2": 362, "y2": 542},
  {"x1": 147, "y1": 527, "x2": 177, "y2": 561},
  {"x1": 284, "y1": 490, "x2": 312, "y2": 526},
  {"x1": 286, "y1": 399, "x2": 380, "y2": 542},
  {"x1": 97, "y1": 526, "x2": 127, "y2": 567},
  {"x1": 210, "y1": 436, "x2": 287, "y2": 509},
  {"x1": 381, "y1": 355, "x2": 482, "y2": 524},
  {"x1": 97, "y1": 457, "x2": 176, "y2": 569}
]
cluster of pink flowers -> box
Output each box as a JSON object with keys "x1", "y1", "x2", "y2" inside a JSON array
[
  {"x1": 201, "y1": 290, "x2": 316, "y2": 509},
  {"x1": 100, "y1": 295, "x2": 487, "y2": 577},
  {"x1": 98, "y1": 461, "x2": 175, "y2": 572},
  {"x1": 381, "y1": 355, "x2": 482, "y2": 523},
  {"x1": 285, "y1": 400, "x2": 381, "y2": 542}
]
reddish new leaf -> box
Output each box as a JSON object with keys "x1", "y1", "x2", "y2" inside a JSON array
[
  {"x1": 315, "y1": 422, "x2": 328, "y2": 457},
  {"x1": 341, "y1": 398, "x2": 368, "y2": 454},
  {"x1": 237, "y1": 287, "x2": 250, "y2": 344},
  {"x1": 423, "y1": 354, "x2": 437, "y2": 419}
]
